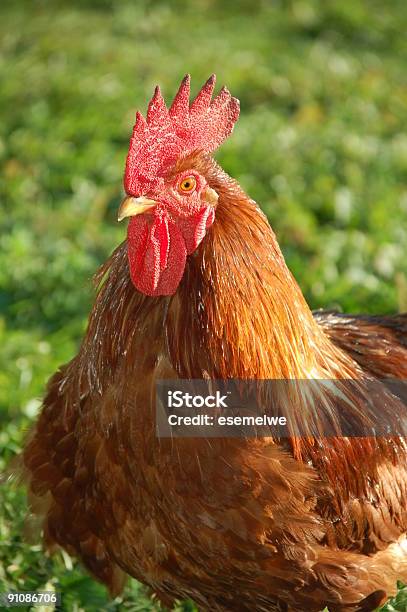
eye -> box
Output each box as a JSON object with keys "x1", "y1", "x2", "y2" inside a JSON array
[{"x1": 178, "y1": 175, "x2": 197, "y2": 194}]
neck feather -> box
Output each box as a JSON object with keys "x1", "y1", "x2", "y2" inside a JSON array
[
  {"x1": 79, "y1": 166, "x2": 403, "y2": 485},
  {"x1": 167, "y1": 163, "x2": 359, "y2": 380}
]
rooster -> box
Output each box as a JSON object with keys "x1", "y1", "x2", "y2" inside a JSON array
[{"x1": 24, "y1": 75, "x2": 407, "y2": 611}]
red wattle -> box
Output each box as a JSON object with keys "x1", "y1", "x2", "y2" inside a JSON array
[
  {"x1": 178, "y1": 206, "x2": 215, "y2": 254},
  {"x1": 127, "y1": 214, "x2": 186, "y2": 296},
  {"x1": 127, "y1": 205, "x2": 215, "y2": 296}
]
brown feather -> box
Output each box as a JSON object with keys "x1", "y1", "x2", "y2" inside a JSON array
[{"x1": 22, "y1": 152, "x2": 407, "y2": 611}]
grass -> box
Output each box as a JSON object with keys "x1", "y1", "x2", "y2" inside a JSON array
[{"x1": 1, "y1": 0, "x2": 406, "y2": 609}]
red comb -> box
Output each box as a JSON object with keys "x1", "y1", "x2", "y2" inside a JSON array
[{"x1": 124, "y1": 74, "x2": 240, "y2": 196}]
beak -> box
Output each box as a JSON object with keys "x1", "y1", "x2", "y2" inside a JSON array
[{"x1": 117, "y1": 196, "x2": 157, "y2": 222}]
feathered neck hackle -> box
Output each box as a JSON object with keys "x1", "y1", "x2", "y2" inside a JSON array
[
  {"x1": 84, "y1": 151, "x2": 406, "y2": 495},
  {"x1": 164, "y1": 154, "x2": 404, "y2": 483},
  {"x1": 166, "y1": 153, "x2": 361, "y2": 382}
]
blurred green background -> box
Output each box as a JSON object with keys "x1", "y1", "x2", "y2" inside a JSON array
[{"x1": 1, "y1": 0, "x2": 406, "y2": 610}]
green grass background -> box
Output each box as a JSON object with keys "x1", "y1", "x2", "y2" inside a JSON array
[{"x1": 1, "y1": 0, "x2": 406, "y2": 610}]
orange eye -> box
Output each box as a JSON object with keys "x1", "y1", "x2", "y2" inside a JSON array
[{"x1": 179, "y1": 176, "x2": 197, "y2": 193}]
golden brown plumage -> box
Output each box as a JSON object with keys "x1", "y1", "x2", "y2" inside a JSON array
[{"x1": 23, "y1": 87, "x2": 407, "y2": 611}]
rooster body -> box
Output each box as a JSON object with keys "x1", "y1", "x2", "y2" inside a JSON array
[{"x1": 24, "y1": 77, "x2": 407, "y2": 611}]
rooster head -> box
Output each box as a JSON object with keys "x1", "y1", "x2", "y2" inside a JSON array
[{"x1": 118, "y1": 75, "x2": 240, "y2": 296}]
